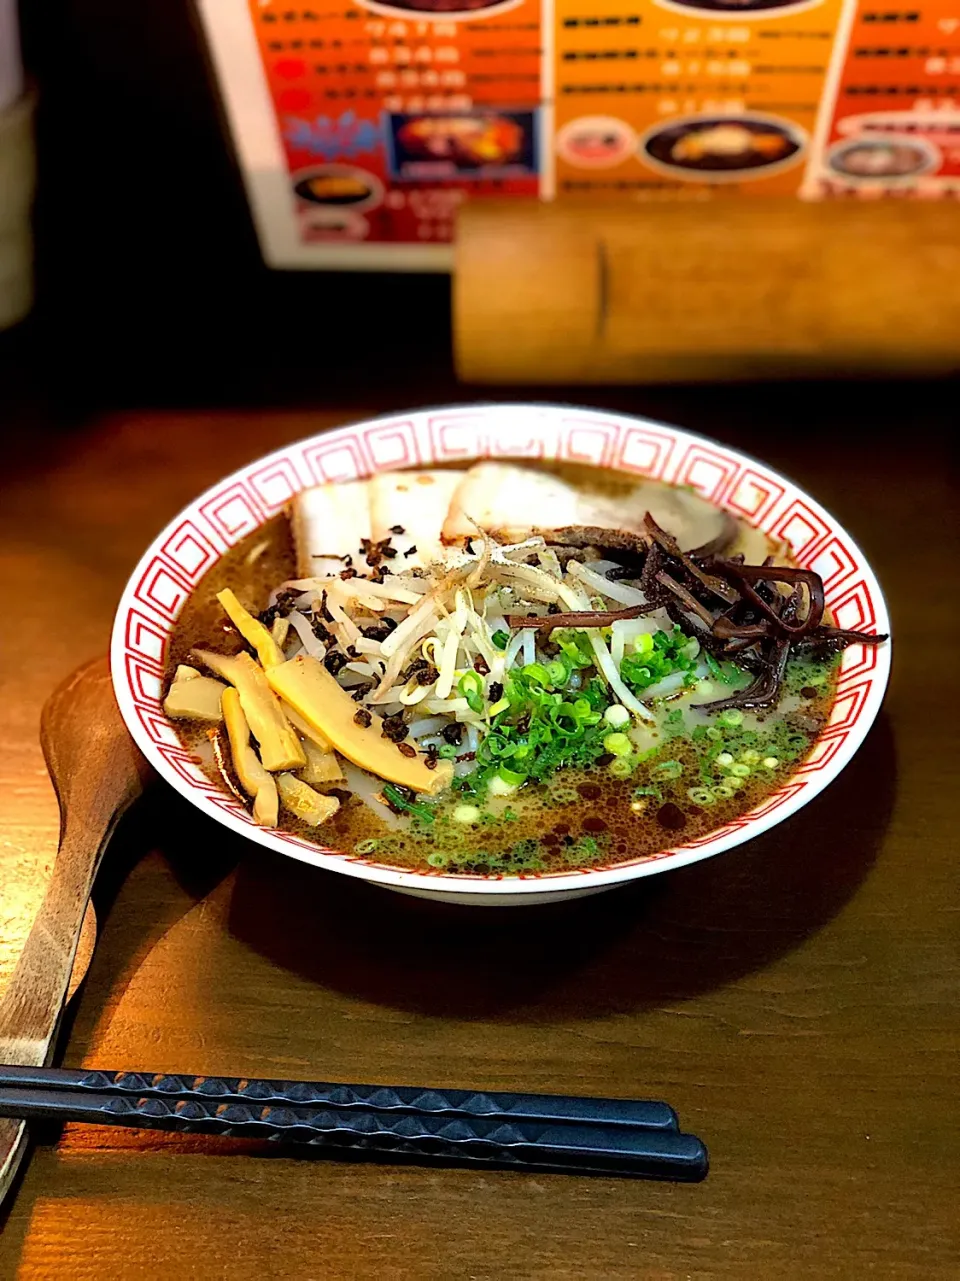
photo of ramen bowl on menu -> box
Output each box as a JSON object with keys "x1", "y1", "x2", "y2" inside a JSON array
[
  {"x1": 111, "y1": 407, "x2": 891, "y2": 906},
  {"x1": 641, "y1": 116, "x2": 804, "y2": 179},
  {"x1": 387, "y1": 112, "x2": 537, "y2": 179},
  {"x1": 827, "y1": 137, "x2": 939, "y2": 182},
  {"x1": 658, "y1": 0, "x2": 821, "y2": 11},
  {"x1": 292, "y1": 167, "x2": 383, "y2": 210},
  {"x1": 557, "y1": 117, "x2": 637, "y2": 169}
]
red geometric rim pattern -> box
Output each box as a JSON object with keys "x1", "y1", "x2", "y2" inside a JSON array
[{"x1": 113, "y1": 408, "x2": 890, "y2": 883}]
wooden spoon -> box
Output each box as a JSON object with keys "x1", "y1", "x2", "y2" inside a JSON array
[{"x1": 0, "y1": 657, "x2": 150, "y2": 1201}]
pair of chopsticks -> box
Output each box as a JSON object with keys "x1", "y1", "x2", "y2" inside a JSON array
[{"x1": 0, "y1": 1064, "x2": 707, "y2": 1180}]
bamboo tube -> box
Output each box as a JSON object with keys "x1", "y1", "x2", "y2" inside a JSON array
[{"x1": 454, "y1": 200, "x2": 960, "y2": 384}]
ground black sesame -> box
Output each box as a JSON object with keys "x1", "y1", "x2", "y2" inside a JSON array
[
  {"x1": 362, "y1": 620, "x2": 395, "y2": 643},
  {"x1": 381, "y1": 714, "x2": 408, "y2": 743}
]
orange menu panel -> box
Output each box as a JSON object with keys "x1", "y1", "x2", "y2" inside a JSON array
[{"x1": 554, "y1": 0, "x2": 849, "y2": 197}]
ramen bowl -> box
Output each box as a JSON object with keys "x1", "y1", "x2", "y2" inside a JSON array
[{"x1": 110, "y1": 405, "x2": 890, "y2": 905}]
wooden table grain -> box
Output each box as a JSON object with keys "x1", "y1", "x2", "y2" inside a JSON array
[{"x1": 0, "y1": 392, "x2": 956, "y2": 1279}]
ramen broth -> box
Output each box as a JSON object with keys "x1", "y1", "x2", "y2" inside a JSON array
[{"x1": 167, "y1": 466, "x2": 840, "y2": 876}]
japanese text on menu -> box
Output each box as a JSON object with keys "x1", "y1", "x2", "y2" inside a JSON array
[{"x1": 232, "y1": 0, "x2": 960, "y2": 257}]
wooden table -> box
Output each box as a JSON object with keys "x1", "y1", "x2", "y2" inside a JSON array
[{"x1": 1, "y1": 391, "x2": 956, "y2": 1278}]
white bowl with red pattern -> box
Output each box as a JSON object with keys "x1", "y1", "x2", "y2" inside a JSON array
[{"x1": 110, "y1": 405, "x2": 891, "y2": 905}]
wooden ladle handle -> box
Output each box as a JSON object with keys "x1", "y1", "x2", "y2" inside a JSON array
[
  {"x1": 0, "y1": 658, "x2": 150, "y2": 1204},
  {"x1": 0, "y1": 657, "x2": 149, "y2": 1062}
]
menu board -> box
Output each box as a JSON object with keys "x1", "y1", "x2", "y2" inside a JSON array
[
  {"x1": 197, "y1": 0, "x2": 960, "y2": 268},
  {"x1": 801, "y1": 3, "x2": 960, "y2": 197}
]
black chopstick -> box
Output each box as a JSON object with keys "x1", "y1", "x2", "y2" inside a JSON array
[
  {"x1": 0, "y1": 1066, "x2": 708, "y2": 1181},
  {"x1": 0, "y1": 1064, "x2": 679, "y2": 1132}
]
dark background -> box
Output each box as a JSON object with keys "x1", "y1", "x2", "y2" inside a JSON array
[
  {"x1": 5, "y1": 0, "x2": 958, "y2": 442},
  {"x1": 7, "y1": 0, "x2": 453, "y2": 415}
]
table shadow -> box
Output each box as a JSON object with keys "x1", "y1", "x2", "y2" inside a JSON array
[
  {"x1": 53, "y1": 796, "x2": 241, "y2": 1063},
  {"x1": 223, "y1": 713, "x2": 896, "y2": 1021},
  {"x1": 0, "y1": 715, "x2": 894, "y2": 1252}
]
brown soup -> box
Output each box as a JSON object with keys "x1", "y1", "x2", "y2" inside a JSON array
[{"x1": 166, "y1": 475, "x2": 839, "y2": 878}]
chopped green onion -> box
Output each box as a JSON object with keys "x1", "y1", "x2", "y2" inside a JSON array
[
  {"x1": 521, "y1": 662, "x2": 551, "y2": 687},
  {"x1": 653, "y1": 759, "x2": 683, "y2": 780},
  {"x1": 704, "y1": 652, "x2": 723, "y2": 681},
  {"x1": 426, "y1": 851, "x2": 448, "y2": 867},
  {"x1": 704, "y1": 652, "x2": 741, "y2": 685},
  {"x1": 730, "y1": 763, "x2": 751, "y2": 778},
  {"x1": 555, "y1": 631, "x2": 595, "y2": 670},
  {"x1": 488, "y1": 697, "x2": 510, "y2": 717},
  {"x1": 762, "y1": 756, "x2": 779, "y2": 770},
  {"x1": 437, "y1": 744, "x2": 458, "y2": 759},
  {"x1": 497, "y1": 766, "x2": 528, "y2": 788},
  {"x1": 355, "y1": 839, "x2": 379, "y2": 855},
  {"x1": 687, "y1": 787, "x2": 714, "y2": 805},
  {"x1": 491, "y1": 629, "x2": 510, "y2": 650},
  {"x1": 581, "y1": 678, "x2": 610, "y2": 713},
  {"x1": 603, "y1": 704, "x2": 630, "y2": 728},
  {"x1": 602, "y1": 732, "x2": 632, "y2": 757},
  {"x1": 382, "y1": 783, "x2": 435, "y2": 824},
  {"x1": 662, "y1": 708, "x2": 687, "y2": 740},
  {"x1": 716, "y1": 709, "x2": 743, "y2": 729},
  {"x1": 716, "y1": 752, "x2": 734, "y2": 767},
  {"x1": 545, "y1": 659, "x2": 569, "y2": 687},
  {"x1": 550, "y1": 703, "x2": 582, "y2": 735},
  {"x1": 458, "y1": 670, "x2": 485, "y2": 714},
  {"x1": 572, "y1": 697, "x2": 602, "y2": 726},
  {"x1": 608, "y1": 757, "x2": 633, "y2": 778}
]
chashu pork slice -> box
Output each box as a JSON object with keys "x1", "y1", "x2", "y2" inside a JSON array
[
  {"x1": 291, "y1": 479, "x2": 372, "y2": 579},
  {"x1": 442, "y1": 463, "x2": 583, "y2": 543},
  {"x1": 588, "y1": 479, "x2": 732, "y2": 554},
  {"x1": 368, "y1": 469, "x2": 465, "y2": 570},
  {"x1": 442, "y1": 462, "x2": 732, "y2": 553}
]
